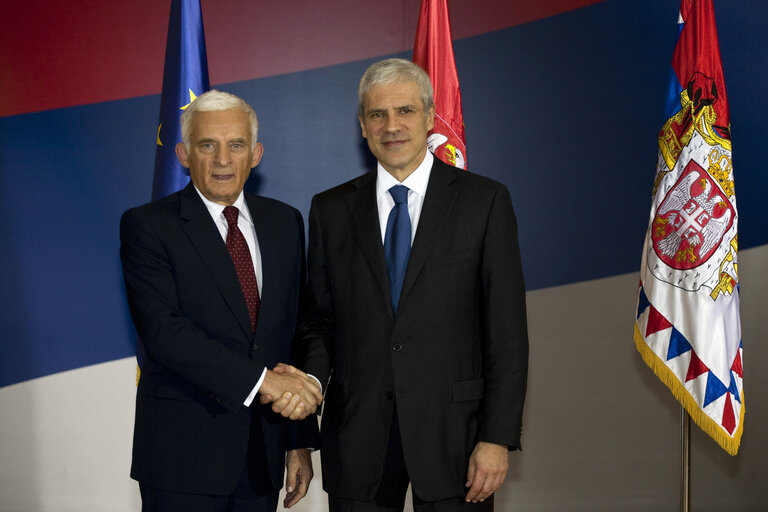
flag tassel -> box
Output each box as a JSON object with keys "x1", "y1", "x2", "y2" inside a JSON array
[{"x1": 634, "y1": 324, "x2": 744, "y2": 456}]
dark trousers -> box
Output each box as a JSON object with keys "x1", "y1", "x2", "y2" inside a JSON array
[
  {"x1": 330, "y1": 494, "x2": 494, "y2": 512},
  {"x1": 140, "y1": 472, "x2": 278, "y2": 512},
  {"x1": 329, "y1": 407, "x2": 493, "y2": 512},
  {"x1": 140, "y1": 406, "x2": 278, "y2": 512}
]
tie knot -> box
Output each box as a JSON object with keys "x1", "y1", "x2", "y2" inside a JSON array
[
  {"x1": 223, "y1": 206, "x2": 239, "y2": 227},
  {"x1": 389, "y1": 185, "x2": 409, "y2": 205}
]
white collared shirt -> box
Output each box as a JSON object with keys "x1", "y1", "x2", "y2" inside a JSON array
[
  {"x1": 194, "y1": 186, "x2": 265, "y2": 406},
  {"x1": 376, "y1": 151, "x2": 433, "y2": 244},
  {"x1": 194, "y1": 187, "x2": 263, "y2": 296}
]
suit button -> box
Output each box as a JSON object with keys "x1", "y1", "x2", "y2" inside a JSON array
[
  {"x1": 385, "y1": 391, "x2": 394, "y2": 400},
  {"x1": 252, "y1": 343, "x2": 259, "y2": 351},
  {"x1": 392, "y1": 344, "x2": 403, "y2": 352}
]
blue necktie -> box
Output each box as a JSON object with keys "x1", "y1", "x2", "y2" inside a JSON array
[{"x1": 384, "y1": 185, "x2": 411, "y2": 312}]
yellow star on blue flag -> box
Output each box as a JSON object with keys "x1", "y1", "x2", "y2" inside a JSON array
[
  {"x1": 140, "y1": 0, "x2": 211, "y2": 381},
  {"x1": 151, "y1": 0, "x2": 210, "y2": 200}
]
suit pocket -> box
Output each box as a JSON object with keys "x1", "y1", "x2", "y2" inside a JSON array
[
  {"x1": 451, "y1": 378, "x2": 484, "y2": 403},
  {"x1": 145, "y1": 383, "x2": 194, "y2": 402}
]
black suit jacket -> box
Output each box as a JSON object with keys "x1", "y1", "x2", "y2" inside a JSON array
[
  {"x1": 120, "y1": 183, "x2": 318, "y2": 496},
  {"x1": 300, "y1": 158, "x2": 529, "y2": 501}
]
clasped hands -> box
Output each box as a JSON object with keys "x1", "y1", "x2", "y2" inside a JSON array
[{"x1": 259, "y1": 363, "x2": 322, "y2": 420}]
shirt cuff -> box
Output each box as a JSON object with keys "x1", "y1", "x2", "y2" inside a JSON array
[
  {"x1": 307, "y1": 374, "x2": 322, "y2": 392},
  {"x1": 243, "y1": 367, "x2": 267, "y2": 407}
]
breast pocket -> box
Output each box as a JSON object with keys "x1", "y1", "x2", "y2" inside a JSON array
[{"x1": 426, "y1": 247, "x2": 474, "y2": 269}]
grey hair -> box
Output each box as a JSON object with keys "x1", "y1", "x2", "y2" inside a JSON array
[
  {"x1": 180, "y1": 89, "x2": 259, "y2": 150},
  {"x1": 357, "y1": 58, "x2": 434, "y2": 117}
]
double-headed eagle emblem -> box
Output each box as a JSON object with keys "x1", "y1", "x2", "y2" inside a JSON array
[{"x1": 653, "y1": 163, "x2": 733, "y2": 270}]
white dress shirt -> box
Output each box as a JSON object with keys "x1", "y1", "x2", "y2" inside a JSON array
[
  {"x1": 376, "y1": 151, "x2": 433, "y2": 243},
  {"x1": 194, "y1": 186, "x2": 265, "y2": 406}
]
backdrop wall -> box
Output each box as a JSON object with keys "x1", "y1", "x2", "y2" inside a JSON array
[{"x1": 1, "y1": 1, "x2": 766, "y2": 510}]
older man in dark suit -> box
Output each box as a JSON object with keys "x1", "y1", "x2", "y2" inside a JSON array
[
  {"x1": 120, "y1": 90, "x2": 322, "y2": 511},
  {"x1": 294, "y1": 59, "x2": 529, "y2": 511}
]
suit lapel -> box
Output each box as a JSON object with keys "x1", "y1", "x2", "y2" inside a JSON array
[
  {"x1": 179, "y1": 184, "x2": 253, "y2": 339},
  {"x1": 345, "y1": 172, "x2": 393, "y2": 314},
  {"x1": 244, "y1": 193, "x2": 277, "y2": 342},
  {"x1": 400, "y1": 161, "x2": 460, "y2": 303}
]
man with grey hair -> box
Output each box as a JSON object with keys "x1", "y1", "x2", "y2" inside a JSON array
[
  {"x1": 295, "y1": 58, "x2": 529, "y2": 510},
  {"x1": 120, "y1": 89, "x2": 321, "y2": 511}
]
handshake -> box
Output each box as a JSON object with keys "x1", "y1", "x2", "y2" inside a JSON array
[{"x1": 259, "y1": 363, "x2": 323, "y2": 420}]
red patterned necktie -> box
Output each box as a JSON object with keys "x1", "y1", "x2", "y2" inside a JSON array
[{"x1": 223, "y1": 206, "x2": 260, "y2": 332}]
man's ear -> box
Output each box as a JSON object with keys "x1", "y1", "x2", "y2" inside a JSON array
[
  {"x1": 251, "y1": 142, "x2": 264, "y2": 168},
  {"x1": 175, "y1": 142, "x2": 190, "y2": 168},
  {"x1": 358, "y1": 115, "x2": 368, "y2": 139}
]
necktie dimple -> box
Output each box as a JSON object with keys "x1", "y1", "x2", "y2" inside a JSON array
[
  {"x1": 223, "y1": 206, "x2": 260, "y2": 332},
  {"x1": 384, "y1": 185, "x2": 411, "y2": 313}
]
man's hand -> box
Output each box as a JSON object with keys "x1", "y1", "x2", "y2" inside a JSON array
[
  {"x1": 283, "y1": 448, "x2": 313, "y2": 508},
  {"x1": 259, "y1": 363, "x2": 322, "y2": 420},
  {"x1": 465, "y1": 441, "x2": 509, "y2": 503}
]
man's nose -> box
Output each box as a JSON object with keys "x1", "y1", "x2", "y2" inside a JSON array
[
  {"x1": 384, "y1": 114, "x2": 400, "y2": 133},
  {"x1": 214, "y1": 146, "x2": 231, "y2": 165}
]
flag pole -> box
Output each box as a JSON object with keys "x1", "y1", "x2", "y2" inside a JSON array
[
  {"x1": 680, "y1": 407, "x2": 690, "y2": 512},
  {"x1": 635, "y1": 0, "x2": 742, "y2": 475}
]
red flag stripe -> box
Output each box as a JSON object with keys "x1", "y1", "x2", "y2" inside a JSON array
[{"x1": 413, "y1": 0, "x2": 468, "y2": 169}]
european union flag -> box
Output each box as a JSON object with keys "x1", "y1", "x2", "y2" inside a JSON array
[
  {"x1": 139, "y1": 0, "x2": 210, "y2": 382},
  {"x1": 152, "y1": 0, "x2": 210, "y2": 200}
]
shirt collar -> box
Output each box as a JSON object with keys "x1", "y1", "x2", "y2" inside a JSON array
[
  {"x1": 376, "y1": 151, "x2": 433, "y2": 200},
  {"x1": 193, "y1": 186, "x2": 253, "y2": 226}
]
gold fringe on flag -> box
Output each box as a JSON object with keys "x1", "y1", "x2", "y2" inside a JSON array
[{"x1": 634, "y1": 324, "x2": 743, "y2": 455}]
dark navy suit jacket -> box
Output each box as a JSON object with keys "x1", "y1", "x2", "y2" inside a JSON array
[
  {"x1": 120, "y1": 182, "x2": 317, "y2": 495},
  {"x1": 300, "y1": 159, "x2": 528, "y2": 501}
]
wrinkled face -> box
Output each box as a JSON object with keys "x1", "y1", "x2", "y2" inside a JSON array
[
  {"x1": 359, "y1": 81, "x2": 434, "y2": 181},
  {"x1": 176, "y1": 108, "x2": 263, "y2": 205}
]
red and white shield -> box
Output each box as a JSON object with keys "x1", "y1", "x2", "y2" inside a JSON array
[{"x1": 652, "y1": 160, "x2": 734, "y2": 271}]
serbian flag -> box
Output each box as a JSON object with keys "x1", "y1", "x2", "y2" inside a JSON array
[
  {"x1": 152, "y1": 0, "x2": 210, "y2": 199},
  {"x1": 413, "y1": 0, "x2": 467, "y2": 169},
  {"x1": 635, "y1": 0, "x2": 743, "y2": 455}
]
